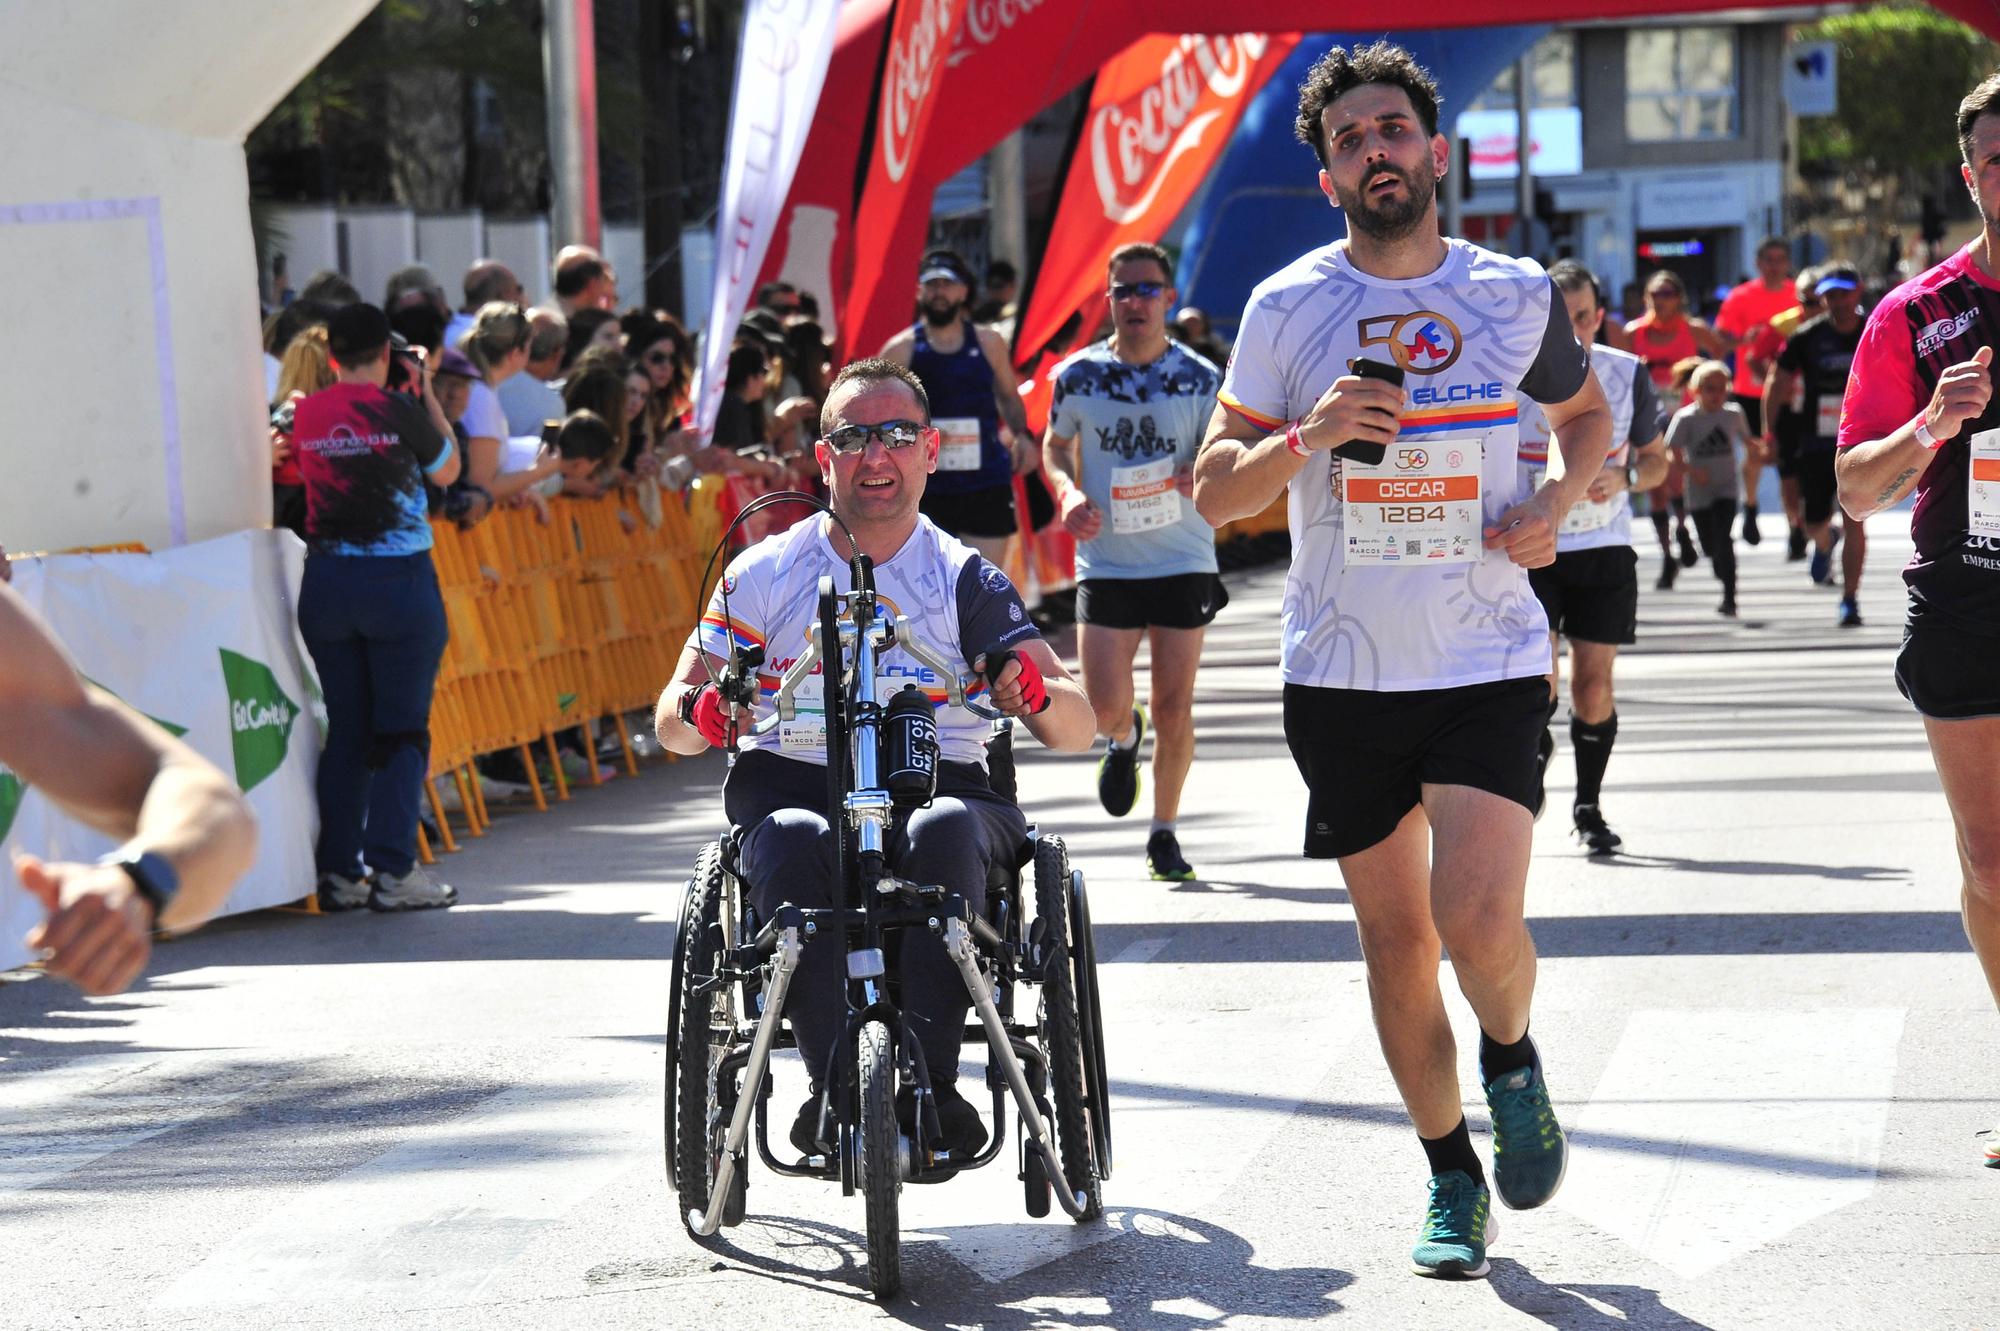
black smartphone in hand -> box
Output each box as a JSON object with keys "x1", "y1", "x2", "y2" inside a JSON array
[{"x1": 1335, "y1": 357, "x2": 1405, "y2": 466}]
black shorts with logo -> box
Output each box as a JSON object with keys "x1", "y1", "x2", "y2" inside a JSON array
[
  {"x1": 1283, "y1": 676, "x2": 1550, "y2": 859},
  {"x1": 1528, "y1": 545, "x2": 1639, "y2": 646},
  {"x1": 1897, "y1": 617, "x2": 2000, "y2": 719},
  {"x1": 920, "y1": 482, "x2": 1017, "y2": 539},
  {"x1": 1076, "y1": 572, "x2": 1229, "y2": 630}
]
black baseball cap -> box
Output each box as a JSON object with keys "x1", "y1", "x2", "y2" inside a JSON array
[{"x1": 326, "y1": 302, "x2": 392, "y2": 364}]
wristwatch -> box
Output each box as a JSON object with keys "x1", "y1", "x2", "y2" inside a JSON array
[
  {"x1": 1624, "y1": 462, "x2": 1641, "y2": 490},
  {"x1": 99, "y1": 846, "x2": 179, "y2": 920}
]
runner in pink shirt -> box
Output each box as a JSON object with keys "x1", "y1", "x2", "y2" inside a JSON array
[{"x1": 1837, "y1": 71, "x2": 2000, "y2": 1169}]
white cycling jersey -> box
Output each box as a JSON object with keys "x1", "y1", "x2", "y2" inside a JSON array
[
  {"x1": 1220, "y1": 237, "x2": 1591, "y2": 691},
  {"x1": 692, "y1": 514, "x2": 1039, "y2": 767},
  {"x1": 1515, "y1": 343, "x2": 1661, "y2": 554}
]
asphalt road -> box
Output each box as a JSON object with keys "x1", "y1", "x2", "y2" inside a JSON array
[{"x1": 4, "y1": 511, "x2": 1994, "y2": 1330}]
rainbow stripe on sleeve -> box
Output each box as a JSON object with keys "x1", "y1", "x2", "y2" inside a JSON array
[
  {"x1": 1218, "y1": 391, "x2": 1285, "y2": 432},
  {"x1": 699, "y1": 613, "x2": 764, "y2": 655}
]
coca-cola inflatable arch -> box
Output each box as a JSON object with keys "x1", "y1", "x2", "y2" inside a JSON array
[{"x1": 763, "y1": 0, "x2": 2000, "y2": 362}]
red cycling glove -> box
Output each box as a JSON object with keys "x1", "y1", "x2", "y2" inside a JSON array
[
  {"x1": 688, "y1": 683, "x2": 736, "y2": 749},
  {"x1": 985, "y1": 649, "x2": 1049, "y2": 715}
]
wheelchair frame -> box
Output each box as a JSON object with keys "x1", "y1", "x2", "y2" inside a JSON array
[{"x1": 665, "y1": 565, "x2": 1113, "y2": 1299}]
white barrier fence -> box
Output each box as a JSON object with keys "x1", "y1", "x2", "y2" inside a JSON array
[{"x1": 1, "y1": 530, "x2": 323, "y2": 972}]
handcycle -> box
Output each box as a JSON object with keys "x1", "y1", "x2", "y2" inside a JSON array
[{"x1": 664, "y1": 494, "x2": 1113, "y2": 1299}]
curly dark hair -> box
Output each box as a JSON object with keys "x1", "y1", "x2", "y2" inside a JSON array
[{"x1": 1294, "y1": 41, "x2": 1442, "y2": 168}]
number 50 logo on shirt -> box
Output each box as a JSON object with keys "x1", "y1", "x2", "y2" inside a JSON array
[{"x1": 1357, "y1": 311, "x2": 1462, "y2": 374}]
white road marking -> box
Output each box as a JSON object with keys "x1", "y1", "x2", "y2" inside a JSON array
[
  {"x1": 155, "y1": 1046, "x2": 652, "y2": 1310},
  {"x1": 1557, "y1": 1007, "x2": 1904, "y2": 1278},
  {"x1": 1111, "y1": 937, "x2": 1172, "y2": 964}
]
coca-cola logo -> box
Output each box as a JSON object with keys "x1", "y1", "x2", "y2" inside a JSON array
[
  {"x1": 948, "y1": 0, "x2": 1045, "y2": 65},
  {"x1": 880, "y1": 0, "x2": 958, "y2": 184},
  {"x1": 1088, "y1": 34, "x2": 1267, "y2": 225}
]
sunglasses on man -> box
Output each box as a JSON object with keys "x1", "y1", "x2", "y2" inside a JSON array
[
  {"x1": 1109, "y1": 281, "x2": 1167, "y2": 301},
  {"x1": 821, "y1": 419, "x2": 934, "y2": 454}
]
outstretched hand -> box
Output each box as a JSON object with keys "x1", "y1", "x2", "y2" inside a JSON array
[{"x1": 17, "y1": 853, "x2": 155, "y2": 995}]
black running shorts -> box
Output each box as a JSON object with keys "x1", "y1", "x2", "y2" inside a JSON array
[
  {"x1": 1897, "y1": 617, "x2": 2000, "y2": 719},
  {"x1": 920, "y1": 482, "x2": 1018, "y2": 539},
  {"x1": 1799, "y1": 450, "x2": 1838, "y2": 526},
  {"x1": 1528, "y1": 545, "x2": 1639, "y2": 646},
  {"x1": 1076, "y1": 572, "x2": 1229, "y2": 630},
  {"x1": 1283, "y1": 676, "x2": 1550, "y2": 859},
  {"x1": 1732, "y1": 393, "x2": 1764, "y2": 439}
]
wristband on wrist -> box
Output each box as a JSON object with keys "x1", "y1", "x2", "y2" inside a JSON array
[
  {"x1": 1285, "y1": 419, "x2": 1310, "y2": 458},
  {"x1": 1913, "y1": 416, "x2": 1944, "y2": 451}
]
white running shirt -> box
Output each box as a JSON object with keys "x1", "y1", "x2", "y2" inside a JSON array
[
  {"x1": 1515, "y1": 343, "x2": 1661, "y2": 554},
  {"x1": 692, "y1": 515, "x2": 1040, "y2": 766},
  {"x1": 1220, "y1": 238, "x2": 1590, "y2": 691}
]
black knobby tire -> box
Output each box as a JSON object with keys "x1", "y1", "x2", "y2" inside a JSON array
[
  {"x1": 664, "y1": 843, "x2": 717, "y2": 1191},
  {"x1": 1033, "y1": 835, "x2": 1103, "y2": 1220},
  {"x1": 674, "y1": 842, "x2": 738, "y2": 1236},
  {"x1": 858, "y1": 1019, "x2": 902, "y2": 1298},
  {"x1": 1069, "y1": 867, "x2": 1114, "y2": 1180}
]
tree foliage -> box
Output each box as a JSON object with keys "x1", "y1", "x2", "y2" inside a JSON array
[{"x1": 1796, "y1": 3, "x2": 2000, "y2": 177}]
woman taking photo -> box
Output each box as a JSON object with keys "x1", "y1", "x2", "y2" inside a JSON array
[{"x1": 292, "y1": 303, "x2": 461, "y2": 912}]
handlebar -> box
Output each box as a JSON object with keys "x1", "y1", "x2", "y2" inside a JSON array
[{"x1": 736, "y1": 594, "x2": 1004, "y2": 735}]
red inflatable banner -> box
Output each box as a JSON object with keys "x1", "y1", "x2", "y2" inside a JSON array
[
  {"x1": 843, "y1": 0, "x2": 969, "y2": 352},
  {"x1": 1012, "y1": 31, "x2": 1298, "y2": 365}
]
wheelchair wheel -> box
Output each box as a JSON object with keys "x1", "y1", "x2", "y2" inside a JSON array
[
  {"x1": 663, "y1": 841, "x2": 718, "y2": 1191},
  {"x1": 673, "y1": 841, "x2": 743, "y2": 1235},
  {"x1": 1069, "y1": 866, "x2": 1114, "y2": 1180},
  {"x1": 1033, "y1": 835, "x2": 1104, "y2": 1221},
  {"x1": 857, "y1": 1018, "x2": 902, "y2": 1299}
]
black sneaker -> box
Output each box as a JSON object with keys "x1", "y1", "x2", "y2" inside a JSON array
[
  {"x1": 1656, "y1": 555, "x2": 1678, "y2": 590},
  {"x1": 899, "y1": 1082, "x2": 988, "y2": 1157},
  {"x1": 1095, "y1": 707, "x2": 1145, "y2": 817},
  {"x1": 1741, "y1": 508, "x2": 1761, "y2": 545},
  {"x1": 1147, "y1": 828, "x2": 1196, "y2": 881},
  {"x1": 1718, "y1": 596, "x2": 1737, "y2": 618},
  {"x1": 790, "y1": 1091, "x2": 827, "y2": 1157},
  {"x1": 1677, "y1": 527, "x2": 1700, "y2": 567},
  {"x1": 1572, "y1": 803, "x2": 1623, "y2": 854},
  {"x1": 1787, "y1": 527, "x2": 1808, "y2": 561}
]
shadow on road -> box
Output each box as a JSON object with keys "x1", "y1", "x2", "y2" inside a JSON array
[
  {"x1": 1488, "y1": 1259, "x2": 1716, "y2": 1330},
  {"x1": 689, "y1": 1207, "x2": 1353, "y2": 1329},
  {"x1": 1587, "y1": 853, "x2": 1909, "y2": 882}
]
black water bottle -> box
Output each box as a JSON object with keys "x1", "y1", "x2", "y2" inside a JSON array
[{"x1": 881, "y1": 684, "x2": 939, "y2": 807}]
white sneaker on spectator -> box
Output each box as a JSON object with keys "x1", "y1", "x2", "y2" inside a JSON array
[
  {"x1": 369, "y1": 865, "x2": 458, "y2": 912},
  {"x1": 556, "y1": 751, "x2": 615, "y2": 782},
  {"x1": 478, "y1": 774, "x2": 528, "y2": 802},
  {"x1": 316, "y1": 872, "x2": 371, "y2": 913}
]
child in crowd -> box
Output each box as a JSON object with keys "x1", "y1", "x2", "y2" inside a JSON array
[{"x1": 1666, "y1": 360, "x2": 1751, "y2": 618}]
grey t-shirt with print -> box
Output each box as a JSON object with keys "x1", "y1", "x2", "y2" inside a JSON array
[{"x1": 1667, "y1": 402, "x2": 1748, "y2": 506}]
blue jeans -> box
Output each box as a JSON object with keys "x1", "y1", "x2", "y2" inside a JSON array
[{"x1": 299, "y1": 552, "x2": 448, "y2": 880}]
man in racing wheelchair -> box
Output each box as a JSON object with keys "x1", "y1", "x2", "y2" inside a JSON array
[{"x1": 655, "y1": 357, "x2": 1095, "y2": 1161}]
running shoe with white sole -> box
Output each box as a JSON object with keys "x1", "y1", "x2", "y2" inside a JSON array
[
  {"x1": 1147, "y1": 829, "x2": 1196, "y2": 881},
  {"x1": 1411, "y1": 1170, "x2": 1497, "y2": 1279},
  {"x1": 1096, "y1": 706, "x2": 1146, "y2": 818},
  {"x1": 1486, "y1": 1062, "x2": 1568, "y2": 1210},
  {"x1": 369, "y1": 865, "x2": 458, "y2": 911},
  {"x1": 1982, "y1": 1124, "x2": 2000, "y2": 1169},
  {"x1": 316, "y1": 872, "x2": 372, "y2": 913},
  {"x1": 1572, "y1": 803, "x2": 1623, "y2": 854}
]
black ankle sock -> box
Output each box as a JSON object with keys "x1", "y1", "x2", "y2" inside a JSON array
[
  {"x1": 1420, "y1": 1117, "x2": 1485, "y2": 1185},
  {"x1": 1478, "y1": 1029, "x2": 1538, "y2": 1085},
  {"x1": 1571, "y1": 712, "x2": 1616, "y2": 809}
]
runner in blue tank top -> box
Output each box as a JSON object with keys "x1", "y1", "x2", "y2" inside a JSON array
[{"x1": 879, "y1": 248, "x2": 1037, "y2": 564}]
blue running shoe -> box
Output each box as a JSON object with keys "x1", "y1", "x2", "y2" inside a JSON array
[
  {"x1": 1486, "y1": 1062, "x2": 1568, "y2": 1210},
  {"x1": 1809, "y1": 545, "x2": 1833, "y2": 586},
  {"x1": 1411, "y1": 1170, "x2": 1497, "y2": 1279}
]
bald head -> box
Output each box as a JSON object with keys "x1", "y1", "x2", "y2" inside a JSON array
[{"x1": 463, "y1": 259, "x2": 522, "y2": 312}]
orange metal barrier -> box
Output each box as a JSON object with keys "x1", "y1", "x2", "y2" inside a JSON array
[{"x1": 419, "y1": 490, "x2": 704, "y2": 852}]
